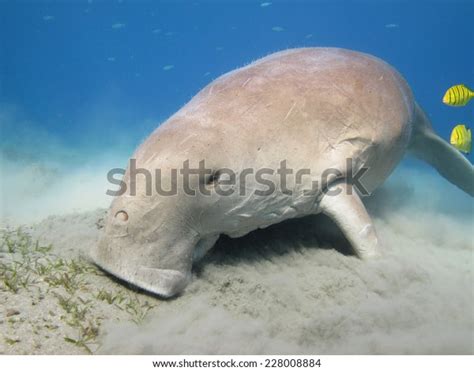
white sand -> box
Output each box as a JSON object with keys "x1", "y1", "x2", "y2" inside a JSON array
[{"x1": 0, "y1": 166, "x2": 473, "y2": 354}]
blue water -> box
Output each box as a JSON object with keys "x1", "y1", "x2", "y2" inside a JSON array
[{"x1": 1, "y1": 0, "x2": 473, "y2": 160}]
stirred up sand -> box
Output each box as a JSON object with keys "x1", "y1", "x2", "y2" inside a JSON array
[{"x1": 0, "y1": 167, "x2": 473, "y2": 354}]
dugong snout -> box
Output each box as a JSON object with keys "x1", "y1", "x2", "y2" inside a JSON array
[
  {"x1": 92, "y1": 200, "x2": 200, "y2": 298},
  {"x1": 93, "y1": 236, "x2": 193, "y2": 298}
]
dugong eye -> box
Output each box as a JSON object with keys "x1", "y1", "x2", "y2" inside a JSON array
[
  {"x1": 115, "y1": 210, "x2": 128, "y2": 222},
  {"x1": 206, "y1": 170, "x2": 221, "y2": 186}
]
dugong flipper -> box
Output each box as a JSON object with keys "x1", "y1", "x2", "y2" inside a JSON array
[
  {"x1": 93, "y1": 48, "x2": 474, "y2": 298},
  {"x1": 320, "y1": 183, "x2": 381, "y2": 259}
]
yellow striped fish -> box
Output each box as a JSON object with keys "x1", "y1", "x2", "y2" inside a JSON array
[
  {"x1": 450, "y1": 124, "x2": 471, "y2": 154},
  {"x1": 442, "y1": 84, "x2": 474, "y2": 106}
]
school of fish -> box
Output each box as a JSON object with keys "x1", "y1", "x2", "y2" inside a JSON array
[{"x1": 443, "y1": 84, "x2": 473, "y2": 154}]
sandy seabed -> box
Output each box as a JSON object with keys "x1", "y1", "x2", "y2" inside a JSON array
[{"x1": 0, "y1": 167, "x2": 473, "y2": 355}]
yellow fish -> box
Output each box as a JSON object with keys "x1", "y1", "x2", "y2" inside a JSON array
[
  {"x1": 450, "y1": 124, "x2": 471, "y2": 154},
  {"x1": 442, "y1": 84, "x2": 474, "y2": 106}
]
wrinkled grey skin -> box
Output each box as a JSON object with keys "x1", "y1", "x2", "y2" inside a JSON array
[{"x1": 91, "y1": 48, "x2": 474, "y2": 297}]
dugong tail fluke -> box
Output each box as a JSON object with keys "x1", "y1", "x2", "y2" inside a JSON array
[{"x1": 409, "y1": 104, "x2": 474, "y2": 197}]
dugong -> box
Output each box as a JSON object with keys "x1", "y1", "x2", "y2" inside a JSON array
[{"x1": 92, "y1": 48, "x2": 474, "y2": 297}]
